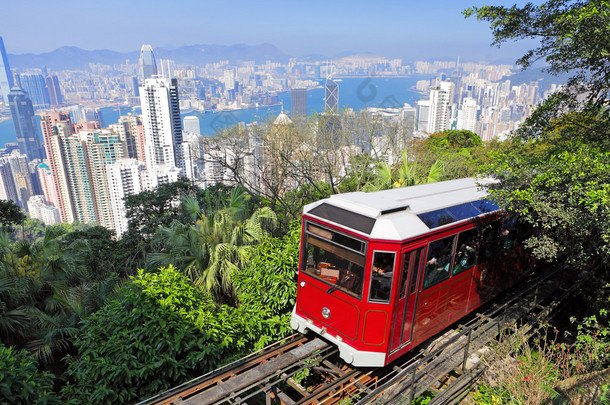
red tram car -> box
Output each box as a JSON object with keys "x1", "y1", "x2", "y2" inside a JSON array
[{"x1": 290, "y1": 178, "x2": 529, "y2": 367}]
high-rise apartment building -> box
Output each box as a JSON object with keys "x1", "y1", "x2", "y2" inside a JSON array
[
  {"x1": 325, "y1": 79, "x2": 339, "y2": 113},
  {"x1": 40, "y1": 112, "x2": 76, "y2": 222},
  {"x1": 417, "y1": 100, "x2": 431, "y2": 133},
  {"x1": 64, "y1": 130, "x2": 124, "y2": 229},
  {"x1": 6, "y1": 152, "x2": 34, "y2": 208},
  {"x1": 20, "y1": 73, "x2": 50, "y2": 108},
  {"x1": 140, "y1": 77, "x2": 184, "y2": 173},
  {"x1": 182, "y1": 132, "x2": 205, "y2": 181},
  {"x1": 106, "y1": 159, "x2": 146, "y2": 237},
  {"x1": 427, "y1": 81, "x2": 454, "y2": 133},
  {"x1": 0, "y1": 36, "x2": 14, "y2": 105},
  {"x1": 223, "y1": 69, "x2": 236, "y2": 92},
  {"x1": 291, "y1": 88, "x2": 307, "y2": 117},
  {"x1": 139, "y1": 44, "x2": 158, "y2": 80},
  {"x1": 8, "y1": 87, "x2": 45, "y2": 161},
  {"x1": 109, "y1": 115, "x2": 143, "y2": 160},
  {"x1": 456, "y1": 97, "x2": 480, "y2": 134},
  {"x1": 0, "y1": 161, "x2": 18, "y2": 204},
  {"x1": 37, "y1": 162, "x2": 59, "y2": 208},
  {"x1": 42, "y1": 117, "x2": 125, "y2": 227}
]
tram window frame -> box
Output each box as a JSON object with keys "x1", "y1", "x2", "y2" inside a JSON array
[
  {"x1": 399, "y1": 252, "x2": 411, "y2": 299},
  {"x1": 368, "y1": 251, "x2": 396, "y2": 304},
  {"x1": 453, "y1": 228, "x2": 478, "y2": 276},
  {"x1": 301, "y1": 221, "x2": 367, "y2": 299},
  {"x1": 422, "y1": 235, "x2": 457, "y2": 290}
]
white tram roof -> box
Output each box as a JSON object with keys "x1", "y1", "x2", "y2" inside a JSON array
[{"x1": 303, "y1": 177, "x2": 499, "y2": 241}]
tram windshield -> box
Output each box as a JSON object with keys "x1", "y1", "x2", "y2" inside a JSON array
[{"x1": 302, "y1": 223, "x2": 366, "y2": 298}]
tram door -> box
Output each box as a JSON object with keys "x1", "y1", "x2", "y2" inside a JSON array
[{"x1": 390, "y1": 246, "x2": 425, "y2": 352}]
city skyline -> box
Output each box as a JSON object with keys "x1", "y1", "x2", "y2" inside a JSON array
[{"x1": 1, "y1": 0, "x2": 540, "y2": 63}]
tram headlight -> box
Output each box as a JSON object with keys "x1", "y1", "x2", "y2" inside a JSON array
[
  {"x1": 322, "y1": 307, "x2": 331, "y2": 319},
  {"x1": 300, "y1": 281, "x2": 306, "y2": 287}
]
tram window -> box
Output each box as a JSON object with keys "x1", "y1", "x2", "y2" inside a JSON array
[
  {"x1": 369, "y1": 252, "x2": 396, "y2": 303},
  {"x1": 400, "y1": 249, "x2": 422, "y2": 298},
  {"x1": 500, "y1": 217, "x2": 518, "y2": 250},
  {"x1": 302, "y1": 234, "x2": 365, "y2": 298},
  {"x1": 308, "y1": 223, "x2": 365, "y2": 253},
  {"x1": 453, "y1": 229, "x2": 478, "y2": 275},
  {"x1": 399, "y1": 252, "x2": 410, "y2": 299},
  {"x1": 479, "y1": 222, "x2": 501, "y2": 262},
  {"x1": 422, "y1": 236, "x2": 456, "y2": 289},
  {"x1": 409, "y1": 250, "x2": 422, "y2": 295}
]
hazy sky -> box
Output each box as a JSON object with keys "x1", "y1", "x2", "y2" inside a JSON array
[{"x1": 2, "y1": 0, "x2": 539, "y2": 62}]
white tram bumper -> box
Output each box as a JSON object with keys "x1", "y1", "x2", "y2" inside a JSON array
[{"x1": 290, "y1": 307, "x2": 386, "y2": 367}]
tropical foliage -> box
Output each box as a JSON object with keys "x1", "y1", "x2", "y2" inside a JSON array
[
  {"x1": 147, "y1": 186, "x2": 277, "y2": 302},
  {"x1": 0, "y1": 344, "x2": 60, "y2": 404}
]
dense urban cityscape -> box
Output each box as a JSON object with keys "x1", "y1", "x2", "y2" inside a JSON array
[{"x1": 0, "y1": 37, "x2": 562, "y2": 235}]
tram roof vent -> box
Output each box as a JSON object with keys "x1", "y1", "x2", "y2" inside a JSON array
[{"x1": 380, "y1": 205, "x2": 410, "y2": 216}]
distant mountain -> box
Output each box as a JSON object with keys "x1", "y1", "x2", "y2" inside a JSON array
[
  {"x1": 8, "y1": 43, "x2": 290, "y2": 70},
  {"x1": 156, "y1": 43, "x2": 290, "y2": 66},
  {"x1": 9, "y1": 46, "x2": 137, "y2": 70}
]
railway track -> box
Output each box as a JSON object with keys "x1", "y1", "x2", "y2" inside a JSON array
[{"x1": 139, "y1": 263, "x2": 586, "y2": 404}]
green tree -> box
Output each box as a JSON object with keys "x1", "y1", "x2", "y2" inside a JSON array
[
  {"x1": 147, "y1": 187, "x2": 277, "y2": 302},
  {"x1": 121, "y1": 180, "x2": 234, "y2": 270},
  {"x1": 366, "y1": 150, "x2": 445, "y2": 191},
  {"x1": 412, "y1": 129, "x2": 489, "y2": 181},
  {"x1": 0, "y1": 225, "x2": 120, "y2": 370},
  {"x1": 0, "y1": 344, "x2": 59, "y2": 405},
  {"x1": 17, "y1": 217, "x2": 46, "y2": 242},
  {"x1": 0, "y1": 200, "x2": 25, "y2": 232},
  {"x1": 464, "y1": 0, "x2": 610, "y2": 104},
  {"x1": 234, "y1": 223, "x2": 301, "y2": 317},
  {"x1": 61, "y1": 225, "x2": 122, "y2": 277},
  {"x1": 466, "y1": 1, "x2": 610, "y2": 268},
  {"x1": 62, "y1": 266, "x2": 254, "y2": 404},
  {"x1": 231, "y1": 224, "x2": 302, "y2": 349}
]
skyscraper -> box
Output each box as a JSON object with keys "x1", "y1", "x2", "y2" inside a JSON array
[
  {"x1": 223, "y1": 69, "x2": 235, "y2": 92},
  {"x1": 8, "y1": 87, "x2": 45, "y2": 161},
  {"x1": 139, "y1": 44, "x2": 158, "y2": 80},
  {"x1": 7, "y1": 152, "x2": 34, "y2": 208},
  {"x1": 291, "y1": 88, "x2": 307, "y2": 117},
  {"x1": 20, "y1": 74, "x2": 50, "y2": 108},
  {"x1": 417, "y1": 100, "x2": 431, "y2": 133},
  {"x1": 40, "y1": 112, "x2": 76, "y2": 222},
  {"x1": 37, "y1": 162, "x2": 59, "y2": 208},
  {"x1": 325, "y1": 79, "x2": 338, "y2": 113},
  {"x1": 0, "y1": 36, "x2": 14, "y2": 105},
  {"x1": 140, "y1": 77, "x2": 184, "y2": 172},
  {"x1": 106, "y1": 158, "x2": 146, "y2": 237},
  {"x1": 427, "y1": 81, "x2": 454, "y2": 133},
  {"x1": 109, "y1": 115, "x2": 143, "y2": 160},
  {"x1": 61, "y1": 129, "x2": 124, "y2": 228},
  {"x1": 45, "y1": 75, "x2": 63, "y2": 106},
  {"x1": 41, "y1": 112, "x2": 126, "y2": 226},
  {"x1": 0, "y1": 161, "x2": 18, "y2": 204},
  {"x1": 456, "y1": 97, "x2": 480, "y2": 133}
]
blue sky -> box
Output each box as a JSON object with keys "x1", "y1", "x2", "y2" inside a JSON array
[{"x1": 2, "y1": 0, "x2": 538, "y2": 62}]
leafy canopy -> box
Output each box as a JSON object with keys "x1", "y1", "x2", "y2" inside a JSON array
[
  {"x1": 468, "y1": 1, "x2": 610, "y2": 268},
  {"x1": 464, "y1": 0, "x2": 610, "y2": 104},
  {"x1": 0, "y1": 344, "x2": 59, "y2": 405}
]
